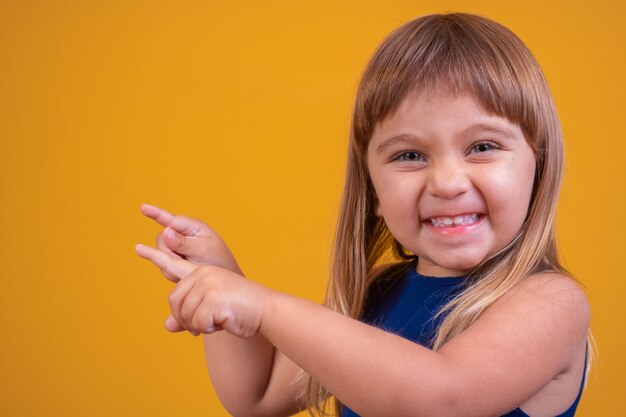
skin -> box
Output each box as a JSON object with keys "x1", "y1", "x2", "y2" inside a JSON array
[
  {"x1": 366, "y1": 90, "x2": 536, "y2": 277},
  {"x1": 137, "y1": 204, "x2": 302, "y2": 417},
  {"x1": 135, "y1": 92, "x2": 589, "y2": 417}
]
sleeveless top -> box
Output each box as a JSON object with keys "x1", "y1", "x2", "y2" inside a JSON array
[{"x1": 340, "y1": 267, "x2": 586, "y2": 417}]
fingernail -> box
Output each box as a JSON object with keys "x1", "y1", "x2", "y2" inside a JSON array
[{"x1": 165, "y1": 228, "x2": 175, "y2": 240}]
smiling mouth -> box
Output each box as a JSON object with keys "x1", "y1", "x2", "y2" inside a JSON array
[{"x1": 427, "y1": 213, "x2": 482, "y2": 228}]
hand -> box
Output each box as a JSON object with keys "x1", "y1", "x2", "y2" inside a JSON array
[
  {"x1": 140, "y1": 203, "x2": 242, "y2": 281},
  {"x1": 135, "y1": 244, "x2": 269, "y2": 339}
]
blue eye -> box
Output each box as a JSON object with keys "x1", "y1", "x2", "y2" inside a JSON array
[{"x1": 395, "y1": 151, "x2": 424, "y2": 162}]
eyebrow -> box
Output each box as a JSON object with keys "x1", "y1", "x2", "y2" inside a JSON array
[
  {"x1": 375, "y1": 123, "x2": 520, "y2": 155},
  {"x1": 375, "y1": 134, "x2": 424, "y2": 155},
  {"x1": 460, "y1": 123, "x2": 519, "y2": 140}
]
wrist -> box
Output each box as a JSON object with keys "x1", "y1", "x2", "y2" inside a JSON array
[{"x1": 258, "y1": 285, "x2": 284, "y2": 342}]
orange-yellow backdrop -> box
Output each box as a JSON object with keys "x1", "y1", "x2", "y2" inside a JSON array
[{"x1": 1, "y1": 1, "x2": 624, "y2": 415}]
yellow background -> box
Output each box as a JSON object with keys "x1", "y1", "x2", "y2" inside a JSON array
[{"x1": 1, "y1": 1, "x2": 624, "y2": 415}]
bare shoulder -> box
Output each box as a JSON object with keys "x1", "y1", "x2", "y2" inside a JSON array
[
  {"x1": 504, "y1": 272, "x2": 590, "y2": 328},
  {"x1": 490, "y1": 271, "x2": 590, "y2": 370},
  {"x1": 437, "y1": 272, "x2": 590, "y2": 415},
  {"x1": 489, "y1": 274, "x2": 590, "y2": 415}
]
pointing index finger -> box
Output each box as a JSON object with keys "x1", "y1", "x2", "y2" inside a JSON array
[
  {"x1": 141, "y1": 203, "x2": 210, "y2": 238},
  {"x1": 140, "y1": 203, "x2": 175, "y2": 227},
  {"x1": 135, "y1": 243, "x2": 196, "y2": 281}
]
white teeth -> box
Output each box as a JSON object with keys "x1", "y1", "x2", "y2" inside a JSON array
[{"x1": 429, "y1": 214, "x2": 479, "y2": 227}]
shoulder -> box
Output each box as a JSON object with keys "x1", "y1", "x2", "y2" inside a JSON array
[
  {"x1": 487, "y1": 272, "x2": 590, "y2": 369},
  {"x1": 434, "y1": 272, "x2": 589, "y2": 414},
  {"x1": 503, "y1": 272, "x2": 590, "y2": 328},
  {"x1": 442, "y1": 271, "x2": 590, "y2": 369}
]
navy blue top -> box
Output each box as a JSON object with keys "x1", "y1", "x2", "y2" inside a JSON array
[{"x1": 340, "y1": 267, "x2": 586, "y2": 417}]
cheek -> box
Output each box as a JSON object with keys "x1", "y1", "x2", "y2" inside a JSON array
[
  {"x1": 369, "y1": 174, "x2": 385, "y2": 218},
  {"x1": 375, "y1": 177, "x2": 424, "y2": 230},
  {"x1": 513, "y1": 155, "x2": 537, "y2": 214},
  {"x1": 487, "y1": 160, "x2": 536, "y2": 231}
]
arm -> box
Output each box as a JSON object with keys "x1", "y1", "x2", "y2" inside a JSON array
[
  {"x1": 137, "y1": 205, "x2": 303, "y2": 417},
  {"x1": 148, "y1": 255, "x2": 589, "y2": 417},
  {"x1": 200, "y1": 331, "x2": 303, "y2": 417},
  {"x1": 260, "y1": 273, "x2": 589, "y2": 417}
]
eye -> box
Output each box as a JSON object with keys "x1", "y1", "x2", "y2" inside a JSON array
[
  {"x1": 393, "y1": 151, "x2": 425, "y2": 162},
  {"x1": 469, "y1": 141, "x2": 499, "y2": 154}
]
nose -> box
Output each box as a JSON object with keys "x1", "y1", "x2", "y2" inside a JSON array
[{"x1": 426, "y1": 159, "x2": 471, "y2": 200}]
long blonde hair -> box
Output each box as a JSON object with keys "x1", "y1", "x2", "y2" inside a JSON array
[{"x1": 301, "y1": 13, "x2": 587, "y2": 416}]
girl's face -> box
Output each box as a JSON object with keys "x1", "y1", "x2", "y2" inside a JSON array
[{"x1": 367, "y1": 90, "x2": 536, "y2": 277}]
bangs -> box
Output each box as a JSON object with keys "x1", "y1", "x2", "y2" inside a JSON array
[{"x1": 354, "y1": 14, "x2": 545, "y2": 151}]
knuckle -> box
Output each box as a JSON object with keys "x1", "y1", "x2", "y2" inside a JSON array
[
  {"x1": 196, "y1": 265, "x2": 211, "y2": 274},
  {"x1": 190, "y1": 225, "x2": 202, "y2": 237},
  {"x1": 190, "y1": 312, "x2": 204, "y2": 331},
  {"x1": 163, "y1": 259, "x2": 179, "y2": 278},
  {"x1": 163, "y1": 264, "x2": 173, "y2": 278},
  {"x1": 206, "y1": 285, "x2": 221, "y2": 299},
  {"x1": 199, "y1": 280, "x2": 219, "y2": 298},
  {"x1": 162, "y1": 270, "x2": 177, "y2": 283},
  {"x1": 198, "y1": 264, "x2": 219, "y2": 277},
  {"x1": 180, "y1": 300, "x2": 196, "y2": 321},
  {"x1": 180, "y1": 307, "x2": 192, "y2": 322},
  {"x1": 167, "y1": 292, "x2": 178, "y2": 306}
]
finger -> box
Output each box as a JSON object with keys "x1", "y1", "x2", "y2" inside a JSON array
[
  {"x1": 156, "y1": 233, "x2": 183, "y2": 259},
  {"x1": 165, "y1": 315, "x2": 196, "y2": 335},
  {"x1": 155, "y1": 234, "x2": 183, "y2": 281},
  {"x1": 165, "y1": 314, "x2": 185, "y2": 332},
  {"x1": 135, "y1": 244, "x2": 195, "y2": 281},
  {"x1": 140, "y1": 203, "x2": 176, "y2": 227},
  {"x1": 168, "y1": 276, "x2": 199, "y2": 331},
  {"x1": 191, "y1": 302, "x2": 223, "y2": 335},
  {"x1": 180, "y1": 287, "x2": 206, "y2": 329},
  {"x1": 141, "y1": 203, "x2": 211, "y2": 238},
  {"x1": 168, "y1": 214, "x2": 211, "y2": 238},
  {"x1": 160, "y1": 269, "x2": 178, "y2": 283},
  {"x1": 162, "y1": 226, "x2": 214, "y2": 260}
]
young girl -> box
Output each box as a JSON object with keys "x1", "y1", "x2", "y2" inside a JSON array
[{"x1": 136, "y1": 13, "x2": 590, "y2": 417}]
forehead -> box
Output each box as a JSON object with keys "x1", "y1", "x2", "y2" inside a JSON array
[{"x1": 369, "y1": 89, "x2": 522, "y2": 148}]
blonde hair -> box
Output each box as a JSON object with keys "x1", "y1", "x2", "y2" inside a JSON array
[{"x1": 301, "y1": 13, "x2": 590, "y2": 416}]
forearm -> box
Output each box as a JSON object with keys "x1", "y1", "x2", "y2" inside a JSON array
[
  {"x1": 201, "y1": 265, "x2": 275, "y2": 414},
  {"x1": 136, "y1": 208, "x2": 303, "y2": 416},
  {"x1": 260, "y1": 291, "x2": 459, "y2": 417},
  {"x1": 202, "y1": 332, "x2": 274, "y2": 414},
  {"x1": 203, "y1": 317, "x2": 304, "y2": 417}
]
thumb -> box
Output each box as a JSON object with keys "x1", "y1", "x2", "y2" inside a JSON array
[
  {"x1": 165, "y1": 314, "x2": 185, "y2": 332},
  {"x1": 163, "y1": 225, "x2": 216, "y2": 261},
  {"x1": 164, "y1": 226, "x2": 187, "y2": 252}
]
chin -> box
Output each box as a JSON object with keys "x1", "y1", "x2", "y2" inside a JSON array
[{"x1": 436, "y1": 256, "x2": 483, "y2": 276}]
